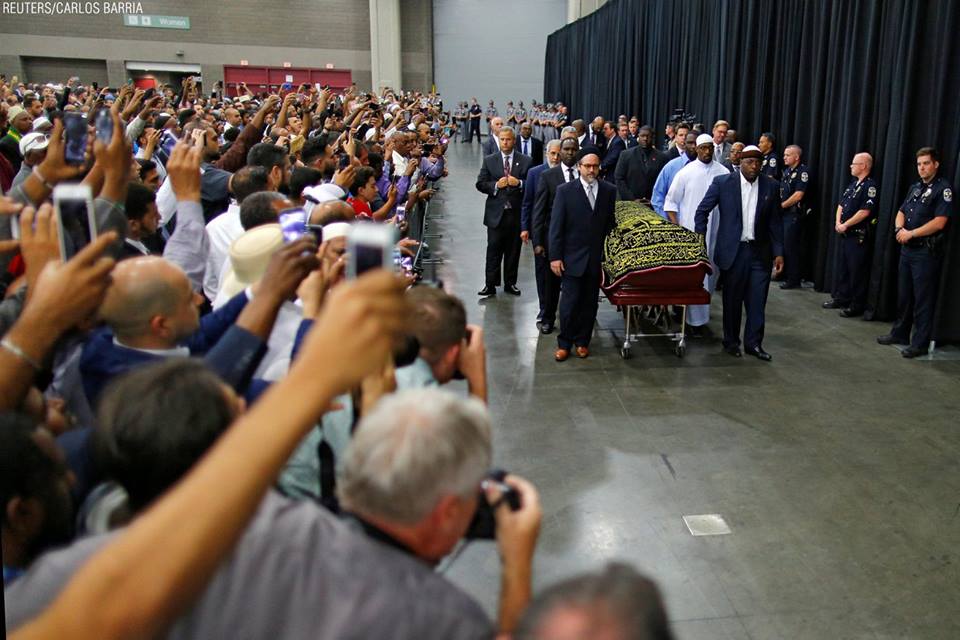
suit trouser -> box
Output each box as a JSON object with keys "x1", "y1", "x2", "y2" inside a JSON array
[
  {"x1": 534, "y1": 252, "x2": 561, "y2": 325},
  {"x1": 721, "y1": 242, "x2": 772, "y2": 350},
  {"x1": 485, "y1": 212, "x2": 521, "y2": 288},
  {"x1": 891, "y1": 246, "x2": 941, "y2": 350},
  {"x1": 782, "y1": 208, "x2": 802, "y2": 285},
  {"x1": 558, "y1": 269, "x2": 601, "y2": 350},
  {"x1": 834, "y1": 233, "x2": 868, "y2": 309},
  {"x1": 468, "y1": 121, "x2": 481, "y2": 143}
]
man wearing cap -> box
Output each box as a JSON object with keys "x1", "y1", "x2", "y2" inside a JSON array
[
  {"x1": 485, "y1": 100, "x2": 498, "y2": 137},
  {"x1": 549, "y1": 147, "x2": 616, "y2": 360},
  {"x1": 778, "y1": 145, "x2": 811, "y2": 289},
  {"x1": 664, "y1": 133, "x2": 730, "y2": 333},
  {"x1": 11, "y1": 131, "x2": 48, "y2": 190},
  {"x1": 694, "y1": 145, "x2": 784, "y2": 361},
  {"x1": 0, "y1": 105, "x2": 34, "y2": 172}
]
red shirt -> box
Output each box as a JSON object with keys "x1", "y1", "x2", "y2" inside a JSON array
[{"x1": 348, "y1": 196, "x2": 373, "y2": 219}]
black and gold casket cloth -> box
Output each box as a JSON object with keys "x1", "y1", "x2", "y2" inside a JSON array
[{"x1": 602, "y1": 201, "x2": 710, "y2": 282}]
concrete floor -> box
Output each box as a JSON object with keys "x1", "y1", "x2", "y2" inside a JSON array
[{"x1": 431, "y1": 140, "x2": 960, "y2": 639}]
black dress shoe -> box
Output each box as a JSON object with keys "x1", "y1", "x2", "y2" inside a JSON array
[
  {"x1": 779, "y1": 282, "x2": 800, "y2": 290},
  {"x1": 744, "y1": 346, "x2": 772, "y2": 361},
  {"x1": 901, "y1": 346, "x2": 927, "y2": 359},
  {"x1": 839, "y1": 307, "x2": 863, "y2": 318},
  {"x1": 723, "y1": 345, "x2": 742, "y2": 357},
  {"x1": 876, "y1": 334, "x2": 908, "y2": 346},
  {"x1": 504, "y1": 285, "x2": 521, "y2": 296},
  {"x1": 540, "y1": 323, "x2": 554, "y2": 335},
  {"x1": 822, "y1": 299, "x2": 846, "y2": 309},
  {"x1": 477, "y1": 286, "x2": 496, "y2": 297}
]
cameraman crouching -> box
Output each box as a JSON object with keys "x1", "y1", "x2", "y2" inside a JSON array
[
  {"x1": 339, "y1": 389, "x2": 541, "y2": 636},
  {"x1": 396, "y1": 286, "x2": 487, "y2": 402}
]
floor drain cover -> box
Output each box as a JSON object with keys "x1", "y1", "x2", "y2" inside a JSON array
[{"x1": 683, "y1": 514, "x2": 732, "y2": 536}]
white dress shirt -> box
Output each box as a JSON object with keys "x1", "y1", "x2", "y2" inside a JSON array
[
  {"x1": 740, "y1": 171, "x2": 759, "y2": 241},
  {"x1": 204, "y1": 202, "x2": 244, "y2": 301},
  {"x1": 124, "y1": 238, "x2": 151, "y2": 256}
]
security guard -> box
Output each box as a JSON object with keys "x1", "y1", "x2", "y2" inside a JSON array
[
  {"x1": 778, "y1": 144, "x2": 810, "y2": 289},
  {"x1": 485, "y1": 100, "x2": 498, "y2": 136},
  {"x1": 878, "y1": 146, "x2": 953, "y2": 358},
  {"x1": 759, "y1": 131, "x2": 780, "y2": 179},
  {"x1": 823, "y1": 152, "x2": 877, "y2": 316}
]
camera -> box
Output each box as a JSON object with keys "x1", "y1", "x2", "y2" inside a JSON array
[{"x1": 465, "y1": 469, "x2": 521, "y2": 540}]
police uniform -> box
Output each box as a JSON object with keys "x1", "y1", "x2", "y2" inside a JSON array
[
  {"x1": 515, "y1": 104, "x2": 527, "y2": 127},
  {"x1": 888, "y1": 175, "x2": 953, "y2": 351},
  {"x1": 505, "y1": 104, "x2": 515, "y2": 127},
  {"x1": 453, "y1": 104, "x2": 466, "y2": 141},
  {"x1": 485, "y1": 104, "x2": 498, "y2": 135},
  {"x1": 779, "y1": 163, "x2": 810, "y2": 287},
  {"x1": 467, "y1": 102, "x2": 482, "y2": 143},
  {"x1": 833, "y1": 176, "x2": 878, "y2": 313},
  {"x1": 762, "y1": 151, "x2": 780, "y2": 179}
]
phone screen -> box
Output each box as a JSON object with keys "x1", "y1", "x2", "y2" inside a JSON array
[
  {"x1": 354, "y1": 243, "x2": 384, "y2": 276},
  {"x1": 338, "y1": 153, "x2": 350, "y2": 170},
  {"x1": 94, "y1": 109, "x2": 113, "y2": 144},
  {"x1": 63, "y1": 113, "x2": 87, "y2": 164},
  {"x1": 278, "y1": 208, "x2": 307, "y2": 243},
  {"x1": 56, "y1": 197, "x2": 93, "y2": 260},
  {"x1": 160, "y1": 132, "x2": 177, "y2": 156}
]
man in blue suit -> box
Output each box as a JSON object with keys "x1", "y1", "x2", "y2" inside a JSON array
[
  {"x1": 548, "y1": 147, "x2": 616, "y2": 360},
  {"x1": 694, "y1": 145, "x2": 784, "y2": 361}
]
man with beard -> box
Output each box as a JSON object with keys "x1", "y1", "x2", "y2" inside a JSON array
[
  {"x1": 664, "y1": 133, "x2": 730, "y2": 333},
  {"x1": 1, "y1": 413, "x2": 75, "y2": 584},
  {"x1": 614, "y1": 125, "x2": 665, "y2": 202}
]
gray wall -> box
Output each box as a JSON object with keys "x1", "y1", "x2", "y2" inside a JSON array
[
  {"x1": 432, "y1": 0, "x2": 566, "y2": 112},
  {"x1": 0, "y1": 0, "x2": 432, "y2": 92}
]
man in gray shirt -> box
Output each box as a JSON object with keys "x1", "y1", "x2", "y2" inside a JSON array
[{"x1": 6, "y1": 369, "x2": 542, "y2": 638}]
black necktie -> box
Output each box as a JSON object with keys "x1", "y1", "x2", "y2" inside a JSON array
[{"x1": 568, "y1": 167, "x2": 576, "y2": 182}]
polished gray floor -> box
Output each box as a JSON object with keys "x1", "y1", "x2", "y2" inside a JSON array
[{"x1": 432, "y1": 140, "x2": 960, "y2": 640}]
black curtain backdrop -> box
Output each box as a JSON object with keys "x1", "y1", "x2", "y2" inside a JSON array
[{"x1": 544, "y1": 0, "x2": 960, "y2": 342}]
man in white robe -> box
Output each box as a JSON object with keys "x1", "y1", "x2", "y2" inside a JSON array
[{"x1": 664, "y1": 133, "x2": 730, "y2": 329}]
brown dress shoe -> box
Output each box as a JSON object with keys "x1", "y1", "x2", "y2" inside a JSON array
[
  {"x1": 555, "y1": 348, "x2": 570, "y2": 362},
  {"x1": 575, "y1": 346, "x2": 589, "y2": 358}
]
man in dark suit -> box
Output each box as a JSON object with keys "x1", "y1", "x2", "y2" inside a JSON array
[
  {"x1": 614, "y1": 125, "x2": 665, "y2": 202},
  {"x1": 482, "y1": 116, "x2": 503, "y2": 156},
  {"x1": 664, "y1": 123, "x2": 690, "y2": 160},
  {"x1": 600, "y1": 121, "x2": 625, "y2": 181},
  {"x1": 548, "y1": 147, "x2": 616, "y2": 360},
  {"x1": 533, "y1": 137, "x2": 580, "y2": 334},
  {"x1": 517, "y1": 122, "x2": 544, "y2": 167},
  {"x1": 521, "y1": 139, "x2": 561, "y2": 327},
  {"x1": 694, "y1": 145, "x2": 784, "y2": 361},
  {"x1": 476, "y1": 126, "x2": 532, "y2": 296}
]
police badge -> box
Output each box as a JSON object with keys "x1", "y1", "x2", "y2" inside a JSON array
[
  {"x1": 868, "y1": 186, "x2": 877, "y2": 198},
  {"x1": 801, "y1": 171, "x2": 809, "y2": 182},
  {"x1": 944, "y1": 188, "x2": 953, "y2": 202}
]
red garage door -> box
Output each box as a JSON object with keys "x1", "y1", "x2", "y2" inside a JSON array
[{"x1": 223, "y1": 66, "x2": 352, "y2": 96}]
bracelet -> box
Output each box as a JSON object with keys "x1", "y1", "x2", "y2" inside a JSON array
[
  {"x1": 1, "y1": 337, "x2": 42, "y2": 371},
  {"x1": 32, "y1": 166, "x2": 53, "y2": 190}
]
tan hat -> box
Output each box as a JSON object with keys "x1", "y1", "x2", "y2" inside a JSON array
[
  {"x1": 219, "y1": 224, "x2": 283, "y2": 300},
  {"x1": 7, "y1": 105, "x2": 26, "y2": 122}
]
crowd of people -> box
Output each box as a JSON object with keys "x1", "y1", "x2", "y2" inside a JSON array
[
  {"x1": 474, "y1": 110, "x2": 952, "y2": 361},
  {"x1": 0, "y1": 74, "x2": 682, "y2": 639}
]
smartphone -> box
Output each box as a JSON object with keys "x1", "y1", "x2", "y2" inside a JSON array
[
  {"x1": 63, "y1": 113, "x2": 87, "y2": 164},
  {"x1": 347, "y1": 223, "x2": 397, "y2": 279},
  {"x1": 278, "y1": 207, "x2": 308, "y2": 243},
  {"x1": 144, "y1": 87, "x2": 156, "y2": 100},
  {"x1": 160, "y1": 131, "x2": 177, "y2": 156},
  {"x1": 394, "y1": 203, "x2": 406, "y2": 225},
  {"x1": 54, "y1": 184, "x2": 96, "y2": 261},
  {"x1": 94, "y1": 108, "x2": 113, "y2": 144},
  {"x1": 305, "y1": 223, "x2": 324, "y2": 245},
  {"x1": 338, "y1": 153, "x2": 350, "y2": 170}
]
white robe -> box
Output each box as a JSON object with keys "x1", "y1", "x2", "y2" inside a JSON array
[{"x1": 664, "y1": 159, "x2": 729, "y2": 326}]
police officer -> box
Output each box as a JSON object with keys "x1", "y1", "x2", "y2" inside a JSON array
[
  {"x1": 467, "y1": 98, "x2": 483, "y2": 143},
  {"x1": 485, "y1": 100, "x2": 498, "y2": 136},
  {"x1": 505, "y1": 101, "x2": 516, "y2": 128},
  {"x1": 778, "y1": 144, "x2": 810, "y2": 289},
  {"x1": 454, "y1": 102, "x2": 466, "y2": 142},
  {"x1": 759, "y1": 131, "x2": 780, "y2": 179},
  {"x1": 823, "y1": 152, "x2": 877, "y2": 316},
  {"x1": 515, "y1": 101, "x2": 528, "y2": 129},
  {"x1": 877, "y1": 147, "x2": 953, "y2": 358}
]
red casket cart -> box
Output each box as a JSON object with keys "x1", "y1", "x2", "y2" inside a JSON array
[{"x1": 601, "y1": 262, "x2": 712, "y2": 359}]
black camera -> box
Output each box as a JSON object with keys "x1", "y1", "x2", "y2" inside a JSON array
[{"x1": 465, "y1": 469, "x2": 521, "y2": 540}]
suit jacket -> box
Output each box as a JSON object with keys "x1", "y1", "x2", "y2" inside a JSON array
[
  {"x1": 532, "y1": 164, "x2": 573, "y2": 250},
  {"x1": 614, "y1": 146, "x2": 666, "y2": 201},
  {"x1": 475, "y1": 151, "x2": 532, "y2": 228},
  {"x1": 548, "y1": 179, "x2": 616, "y2": 277},
  {"x1": 482, "y1": 135, "x2": 499, "y2": 156},
  {"x1": 601, "y1": 136, "x2": 626, "y2": 179},
  {"x1": 713, "y1": 141, "x2": 732, "y2": 163},
  {"x1": 694, "y1": 173, "x2": 784, "y2": 271},
  {"x1": 516, "y1": 136, "x2": 543, "y2": 167},
  {"x1": 520, "y1": 162, "x2": 550, "y2": 233}
]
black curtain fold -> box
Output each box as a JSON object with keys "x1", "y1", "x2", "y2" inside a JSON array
[{"x1": 544, "y1": 0, "x2": 960, "y2": 342}]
